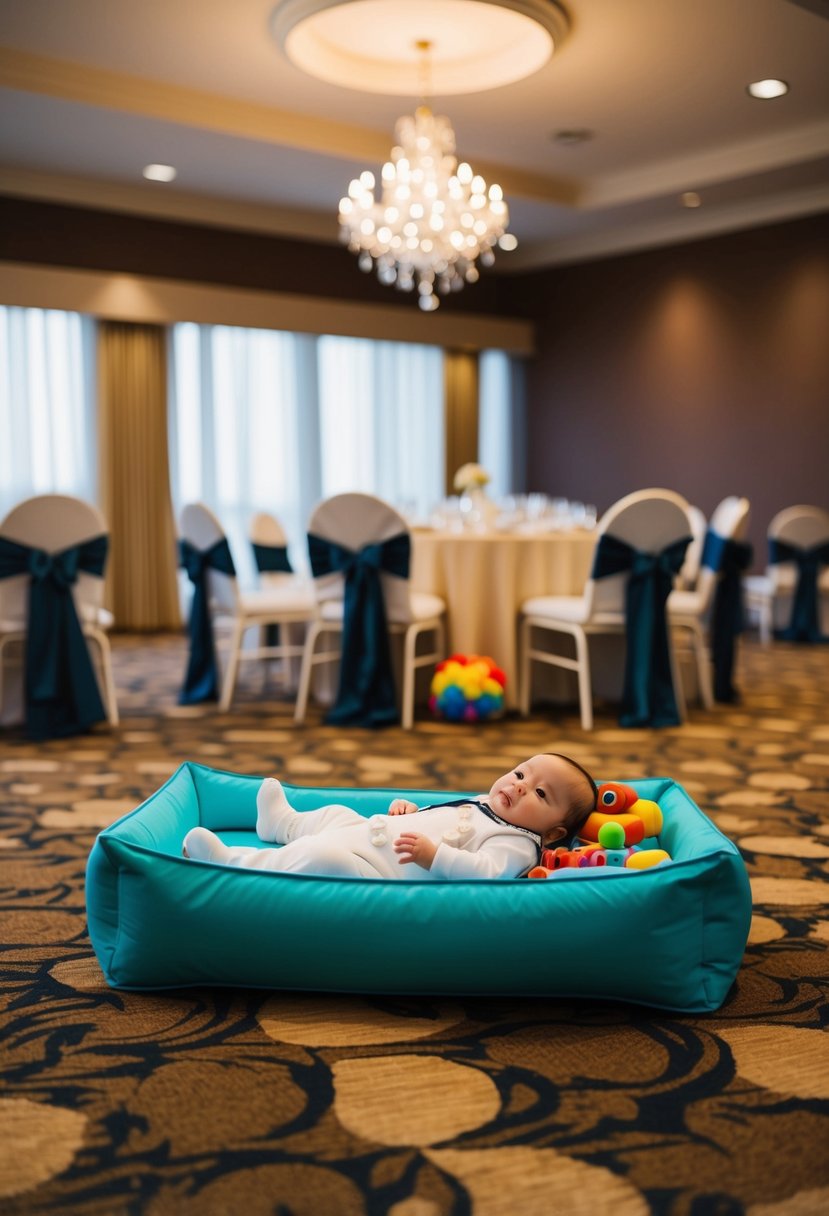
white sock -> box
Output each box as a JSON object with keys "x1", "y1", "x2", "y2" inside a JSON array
[
  {"x1": 183, "y1": 826, "x2": 231, "y2": 864},
  {"x1": 256, "y1": 777, "x2": 299, "y2": 843}
]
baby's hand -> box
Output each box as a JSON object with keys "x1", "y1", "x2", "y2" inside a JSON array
[
  {"x1": 393, "y1": 832, "x2": 437, "y2": 870},
  {"x1": 388, "y1": 798, "x2": 419, "y2": 816}
]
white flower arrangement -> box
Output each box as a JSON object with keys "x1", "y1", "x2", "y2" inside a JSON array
[{"x1": 454, "y1": 463, "x2": 491, "y2": 494}]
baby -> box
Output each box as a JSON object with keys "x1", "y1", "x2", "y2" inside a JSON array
[{"x1": 182, "y1": 753, "x2": 597, "y2": 881}]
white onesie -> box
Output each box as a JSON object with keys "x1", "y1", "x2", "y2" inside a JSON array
[{"x1": 213, "y1": 799, "x2": 541, "y2": 880}]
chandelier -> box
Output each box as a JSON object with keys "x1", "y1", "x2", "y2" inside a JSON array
[{"x1": 338, "y1": 42, "x2": 511, "y2": 312}]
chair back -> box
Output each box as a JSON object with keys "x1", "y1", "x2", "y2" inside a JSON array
[
  {"x1": 250, "y1": 511, "x2": 288, "y2": 549},
  {"x1": 692, "y1": 495, "x2": 751, "y2": 613},
  {"x1": 677, "y1": 505, "x2": 708, "y2": 589},
  {"x1": 249, "y1": 510, "x2": 296, "y2": 585},
  {"x1": 179, "y1": 503, "x2": 239, "y2": 614},
  {"x1": 0, "y1": 494, "x2": 108, "y2": 624},
  {"x1": 306, "y1": 493, "x2": 412, "y2": 619},
  {"x1": 585, "y1": 488, "x2": 693, "y2": 616},
  {"x1": 767, "y1": 505, "x2": 829, "y2": 591}
]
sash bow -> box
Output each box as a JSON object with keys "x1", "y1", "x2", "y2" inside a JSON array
[
  {"x1": 307, "y1": 531, "x2": 410, "y2": 727},
  {"x1": 252, "y1": 542, "x2": 293, "y2": 575},
  {"x1": 0, "y1": 533, "x2": 108, "y2": 739},
  {"x1": 591, "y1": 532, "x2": 691, "y2": 727},
  {"x1": 701, "y1": 530, "x2": 753, "y2": 702},
  {"x1": 179, "y1": 537, "x2": 236, "y2": 703},
  {"x1": 769, "y1": 537, "x2": 829, "y2": 643}
]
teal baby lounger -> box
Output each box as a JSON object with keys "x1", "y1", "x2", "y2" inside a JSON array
[{"x1": 85, "y1": 763, "x2": 752, "y2": 1012}]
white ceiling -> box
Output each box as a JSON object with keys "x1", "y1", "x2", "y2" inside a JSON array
[{"x1": 1, "y1": 0, "x2": 828, "y2": 272}]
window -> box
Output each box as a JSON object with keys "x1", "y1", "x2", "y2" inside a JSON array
[
  {"x1": 479, "y1": 348, "x2": 526, "y2": 497},
  {"x1": 169, "y1": 325, "x2": 445, "y2": 586},
  {"x1": 317, "y1": 335, "x2": 444, "y2": 517},
  {"x1": 170, "y1": 323, "x2": 312, "y2": 586},
  {"x1": 0, "y1": 306, "x2": 96, "y2": 517}
]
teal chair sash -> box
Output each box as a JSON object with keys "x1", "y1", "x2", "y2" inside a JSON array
[
  {"x1": 179, "y1": 537, "x2": 236, "y2": 704},
  {"x1": 701, "y1": 530, "x2": 753, "y2": 702},
  {"x1": 0, "y1": 533, "x2": 108, "y2": 739},
  {"x1": 591, "y1": 532, "x2": 691, "y2": 728},
  {"x1": 769, "y1": 537, "x2": 829, "y2": 643},
  {"x1": 307, "y1": 530, "x2": 410, "y2": 727},
  {"x1": 251, "y1": 542, "x2": 293, "y2": 647},
  {"x1": 251, "y1": 542, "x2": 293, "y2": 575}
]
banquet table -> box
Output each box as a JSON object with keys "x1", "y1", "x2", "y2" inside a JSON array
[{"x1": 411, "y1": 528, "x2": 597, "y2": 710}]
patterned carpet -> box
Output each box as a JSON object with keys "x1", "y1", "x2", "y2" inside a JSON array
[{"x1": 1, "y1": 632, "x2": 828, "y2": 1215}]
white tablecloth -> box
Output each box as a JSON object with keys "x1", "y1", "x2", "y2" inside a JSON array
[{"x1": 411, "y1": 529, "x2": 597, "y2": 709}]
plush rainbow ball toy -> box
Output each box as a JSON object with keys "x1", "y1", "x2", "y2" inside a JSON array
[{"x1": 429, "y1": 654, "x2": 507, "y2": 722}]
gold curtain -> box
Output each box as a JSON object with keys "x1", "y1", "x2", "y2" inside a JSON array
[
  {"x1": 98, "y1": 321, "x2": 181, "y2": 630},
  {"x1": 443, "y1": 350, "x2": 480, "y2": 495}
]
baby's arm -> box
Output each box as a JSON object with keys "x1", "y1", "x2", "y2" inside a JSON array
[
  {"x1": 429, "y1": 834, "x2": 537, "y2": 880},
  {"x1": 388, "y1": 798, "x2": 420, "y2": 816},
  {"x1": 393, "y1": 832, "x2": 438, "y2": 869}
]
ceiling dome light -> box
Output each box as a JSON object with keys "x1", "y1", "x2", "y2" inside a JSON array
[
  {"x1": 143, "y1": 164, "x2": 177, "y2": 182},
  {"x1": 272, "y1": 0, "x2": 569, "y2": 96},
  {"x1": 681, "y1": 191, "x2": 701, "y2": 208},
  {"x1": 746, "y1": 79, "x2": 789, "y2": 100}
]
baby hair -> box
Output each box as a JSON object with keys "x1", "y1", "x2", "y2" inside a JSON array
[{"x1": 544, "y1": 753, "x2": 598, "y2": 835}]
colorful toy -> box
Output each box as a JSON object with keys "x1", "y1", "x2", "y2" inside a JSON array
[
  {"x1": 579, "y1": 781, "x2": 664, "y2": 847},
  {"x1": 429, "y1": 654, "x2": 506, "y2": 722},
  {"x1": 527, "y1": 787, "x2": 671, "y2": 879}
]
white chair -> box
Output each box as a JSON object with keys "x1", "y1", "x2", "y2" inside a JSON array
[
  {"x1": 0, "y1": 494, "x2": 119, "y2": 729},
  {"x1": 249, "y1": 511, "x2": 297, "y2": 585},
  {"x1": 519, "y1": 488, "x2": 692, "y2": 730},
  {"x1": 294, "y1": 493, "x2": 446, "y2": 730},
  {"x1": 744, "y1": 505, "x2": 829, "y2": 644},
  {"x1": 677, "y1": 505, "x2": 708, "y2": 590},
  {"x1": 248, "y1": 510, "x2": 312, "y2": 687},
  {"x1": 668, "y1": 496, "x2": 751, "y2": 708},
  {"x1": 179, "y1": 503, "x2": 316, "y2": 711}
]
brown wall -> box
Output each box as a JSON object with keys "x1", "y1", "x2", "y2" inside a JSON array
[
  {"x1": 512, "y1": 212, "x2": 829, "y2": 567},
  {"x1": 2, "y1": 196, "x2": 828, "y2": 566},
  {"x1": 0, "y1": 196, "x2": 505, "y2": 316}
]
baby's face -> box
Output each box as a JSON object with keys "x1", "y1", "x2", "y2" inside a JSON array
[{"x1": 488, "y1": 754, "x2": 576, "y2": 840}]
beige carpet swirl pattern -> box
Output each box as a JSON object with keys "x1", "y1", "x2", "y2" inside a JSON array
[{"x1": 0, "y1": 633, "x2": 827, "y2": 1214}]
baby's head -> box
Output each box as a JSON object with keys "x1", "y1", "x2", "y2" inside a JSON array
[{"x1": 488, "y1": 753, "x2": 597, "y2": 845}]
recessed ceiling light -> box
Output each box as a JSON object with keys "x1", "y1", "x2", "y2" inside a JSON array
[
  {"x1": 274, "y1": 0, "x2": 570, "y2": 96},
  {"x1": 553, "y1": 129, "x2": 594, "y2": 145},
  {"x1": 143, "y1": 164, "x2": 177, "y2": 182},
  {"x1": 746, "y1": 79, "x2": 789, "y2": 99},
  {"x1": 498, "y1": 233, "x2": 518, "y2": 251},
  {"x1": 681, "y1": 191, "x2": 701, "y2": 208}
]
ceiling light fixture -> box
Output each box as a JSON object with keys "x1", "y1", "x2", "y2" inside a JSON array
[
  {"x1": 338, "y1": 40, "x2": 511, "y2": 311},
  {"x1": 273, "y1": 0, "x2": 568, "y2": 96},
  {"x1": 746, "y1": 78, "x2": 789, "y2": 99},
  {"x1": 681, "y1": 191, "x2": 702, "y2": 208},
  {"x1": 143, "y1": 164, "x2": 177, "y2": 182}
]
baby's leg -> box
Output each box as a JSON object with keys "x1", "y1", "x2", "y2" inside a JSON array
[
  {"x1": 256, "y1": 779, "x2": 364, "y2": 843},
  {"x1": 183, "y1": 826, "x2": 263, "y2": 867},
  {"x1": 263, "y1": 838, "x2": 380, "y2": 877},
  {"x1": 183, "y1": 826, "x2": 378, "y2": 877},
  {"x1": 256, "y1": 778, "x2": 298, "y2": 842}
]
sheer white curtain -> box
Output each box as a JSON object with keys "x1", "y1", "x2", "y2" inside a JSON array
[
  {"x1": 169, "y1": 323, "x2": 318, "y2": 586},
  {"x1": 169, "y1": 325, "x2": 447, "y2": 588},
  {"x1": 478, "y1": 348, "x2": 526, "y2": 497},
  {"x1": 317, "y1": 335, "x2": 445, "y2": 521},
  {"x1": 0, "y1": 306, "x2": 97, "y2": 517}
]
